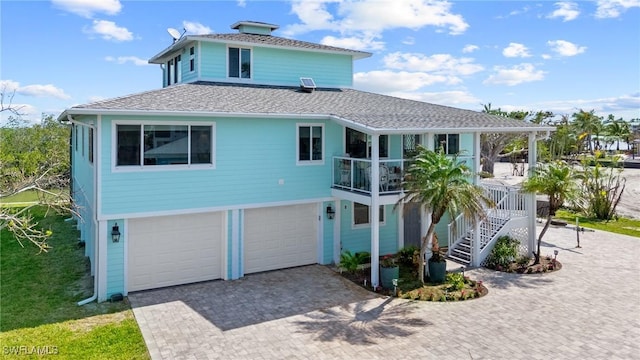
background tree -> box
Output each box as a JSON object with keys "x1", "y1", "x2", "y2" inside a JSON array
[
  {"x1": 572, "y1": 109, "x2": 603, "y2": 154},
  {"x1": 521, "y1": 161, "x2": 577, "y2": 264},
  {"x1": 398, "y1": 146, "x2": 494, "y2": 283},
  {"x1": 480, "y1": 103, "x2": 528, "y2": 175},
  {"x1": 604, "y1": 115, "x2": 631, "y2": 152},
  {"x1": 0, "y1": 90, "x2": 72, "y2": 252}
]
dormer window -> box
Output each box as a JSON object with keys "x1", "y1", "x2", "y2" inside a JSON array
[
  {"x1": 228, "y1": 47, "x2": 251, "y2": 79},
  {"x1": 167, "y1": 54, "x2": 182, "y2": 85}
]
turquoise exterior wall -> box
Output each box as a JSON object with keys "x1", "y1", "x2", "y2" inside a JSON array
[
  {"x1": 197, "y1": 41, "x2": 353, "y2": 88},
  {"x1": 106, "y1": 219, "x2": 124, "y2": 297},
  {"x1": 100, "y1": 116, "x2": 345, "y2": 216},
  {"x1": 71, "y1": 121, "x2": 96, "y2": 267},
  {"x1": 338, "y1": 201, "x2": 399, "y2": 256},
  {"x1": 322, "y1": 201, "x2": 336, "y2": 264}
]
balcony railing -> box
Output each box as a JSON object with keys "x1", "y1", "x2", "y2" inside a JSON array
[{"x1": 332, "y1": 157, "x2": 406, "y2": 194}]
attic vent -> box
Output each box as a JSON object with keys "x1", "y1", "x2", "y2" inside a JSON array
[{"x1": 300, "y1": 77, "x2": 316, "y2": 93}]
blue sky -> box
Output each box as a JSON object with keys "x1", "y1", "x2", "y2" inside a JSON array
[{"x1": 1, "y1": 0, "x2": 639, "y2": 124}]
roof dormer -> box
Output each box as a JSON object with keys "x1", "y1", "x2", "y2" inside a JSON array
[{"x1": 230, "y1": 21, "x2": 279, "y2": 35}]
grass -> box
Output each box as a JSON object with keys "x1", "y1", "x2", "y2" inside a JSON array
[
  {"x1": 0, "y1": 207, "x2": 149, "y2": 359},
  {"x1": 555, "y1": 209, "x2": 640, "y2": 238},
  {"x1": 1, "y1": 189, "x2": 67, "y2": 207}
]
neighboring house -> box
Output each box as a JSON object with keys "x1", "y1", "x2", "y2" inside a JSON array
[{"x1": 59, "y1": 21, "x2": 552, "y2": 302}]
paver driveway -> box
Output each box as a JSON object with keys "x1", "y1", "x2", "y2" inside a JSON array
[{"x1": 129, "y1": 225, "x2": 640, "y2": 359}]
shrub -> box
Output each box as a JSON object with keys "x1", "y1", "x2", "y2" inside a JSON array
[
  {"x1": 486, "y1": 236, "x2": 519, "y2": 269},
  {"x1": 339, "y1": 250, "x2": 370, "y2": 273},
  {"x1": 397, "y1": 245, "x2": 419, "y2": 268},
  {"x1": 446, "y1": 272, "x2": 465, "y2": 291}
]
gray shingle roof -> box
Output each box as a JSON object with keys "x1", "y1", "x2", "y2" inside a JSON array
[{"x1": 66, "y1": 82, "x2": 552, "y2": 132}]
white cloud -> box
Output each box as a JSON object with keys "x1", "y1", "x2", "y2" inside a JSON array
[
  {"x1": 397, "y1": 90, "x2": 481, "y2": 105},
  {"x1": 502, "y1": 43, "x2": 532, "y2": 58},
  {"x1": 483, "y1": 63, "x2": 546, "y2": 86},
  {"x1": 547, "y1": 2, "x2": 580, "y2": 21},
  {"x1": 462, "y1": 44, "x2": 478, "y2": 53},
  {"x1": 86, "y1": 20, "x2": 133, "y2": 42},
  {"x1": 105, "y1": 56, "x2": 149, "y2": 66},
  {"x1": 321, "y1": 34, "x2": 385, "y2": 51},
  {"x1": 52, "y1": 0, "x2": 122, "y2": 18},
  {"x1": 284, "y1": 0, "x2": 469, "y2": 38},
  {"x1": 402, "y1": 36, "x2": 415, "y2": 45},
  {"x1": 354, "y1": 70, "x2": 454, "y2": 93},
  {"x1": 383, "y1": 52, "x2": 484, "y2": 76},
  {"x1": 520, "y1": 93, "x2": 640, "y2": 119},
  {"x1": 541, "y1": 54, "x2": 552, "y2": 60},
  {"x1": 237, "y1": 0, "x2": 246, "y2": 7},
  {"x1": 183, "y1": 21, "x2": 212, "y2": 35},
  {"x1": 1, "y1": 80, "x2": 70, "y2": 100},
  {"x1": 547, "y1": 40, "x2": 586, "y2": 56},
  {"x1": 595, "y1": 0, "x2": 640, "y2": 18}
]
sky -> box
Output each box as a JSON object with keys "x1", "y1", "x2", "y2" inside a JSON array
[{"x1": 1, "y1": 0, "x2": 639, "y2": 125}]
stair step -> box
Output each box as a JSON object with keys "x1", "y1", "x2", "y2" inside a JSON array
[{"x1": 447, "y1": 254, "x2": 471, "y2": 265}]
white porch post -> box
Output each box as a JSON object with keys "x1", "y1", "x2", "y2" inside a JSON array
[
  {"x1": 370, "y1": 134, "x2": 380, "y2": 288},
  {"x1": 527, "y1": 132, "x2": 538, "y2": 256},
  {"x1": 472, "y1": 131, "x2": 482, "y2": 266}
]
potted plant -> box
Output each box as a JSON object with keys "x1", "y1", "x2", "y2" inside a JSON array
[
  {"x1": 428, "y1": 236, "x2": 446, "y2": 283},
  {"x1": 379, "y1": 253, "x2": 399, "y2": 289}
]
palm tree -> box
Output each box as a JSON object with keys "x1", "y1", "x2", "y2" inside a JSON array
[
  {"x1": 398, "y1": 146, "x2": 494, "y2": 283},
  {"x1": 572, "y1": 110, "x2": 603, "y2": 153},
  {"x1": 605, "y1": 115, "x2": 631, "y2": 152},
  {"x1": 521, "y1": 161, "x2": 577, "y2": 264}
]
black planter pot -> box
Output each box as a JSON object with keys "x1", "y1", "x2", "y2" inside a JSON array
[{"x1": 428, "y1": 259, "x2": 447, "y2": 283}]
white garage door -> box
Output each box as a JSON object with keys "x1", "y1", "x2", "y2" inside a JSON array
[
  {"x1": 244, "y1": 204, "x2": 318, "y2": 274},
  {"x1": 128, "y1": 212, "x2": 224, "y2": 292}
]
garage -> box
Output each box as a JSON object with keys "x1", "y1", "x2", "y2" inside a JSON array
[
  {"x1": 128, "y1": 212, "x2": 224, "y2": 292},
  {"x1": 244, "y1": 203, "x2": 318, "y2": 274}
]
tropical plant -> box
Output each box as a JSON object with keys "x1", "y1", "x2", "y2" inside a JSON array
[
  {"x1": 572, "y1": 109, "x2": 603, "y2": 154},
  {"x1": 522, "y1": 161, "x2": 578, "y2": 264},
  {"x1": 573, "y1": 161, "x2": 626, "y2": 221},
  {"x1": 397, "y1": 146, "x2": 494, "y2": 284},
  {"x1": 485, "y1": 235, "x2": 519, "y2": 269},
  {"x1": 380, "y1": 254, "x2": 397, "y2": 268},
  {"x1": 604, "y1": 115, "x2": 632, "y2": 152},
  {"x1": 339, "y1": 250, "x2": 369, "y2": 273}
]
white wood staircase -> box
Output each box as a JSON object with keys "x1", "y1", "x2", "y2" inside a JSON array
[{"x1": 447, "y1": 215, "x2": 509, "y2": 266}]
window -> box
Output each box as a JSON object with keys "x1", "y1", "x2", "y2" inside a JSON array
[
  {"x1": 88, "y1": 128, "x2": 94, "y2": 164},
  {"x1": 174, "y1": 55, "x2": 181, "y2": 84},
  {"x1": 81, "y1": 126, "x2": 85, "y2": 157},
  {"x1": 353, "y1": 203, "x2": 385, "y2": 226},
  {"x1": 189, "y1": 46, "x2": 195, "y2": 72},
  {"x1": 167, "y1": 59, "x2": 173, "y2": 85},
  {"x1": 74, "y1": 125, "x2": 78, "y2": 151},
  {"x1": 345, "y1": 128, "x2": 388, "y2": 158},
  {"x1": 228, "y1": 47, "x2": 251, "y2": 79},
  {"x1": 435, "y1": 134, "x2": 459, "y2": 155},
  {"x1": 297, "y1": 124, "x2": 323, "y2": 163},
  {"x1": 116, "y1": 123, "x2": 214, "y2": 168}
]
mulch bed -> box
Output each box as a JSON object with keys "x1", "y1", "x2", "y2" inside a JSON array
[{"x1": 487, "y1": 256, "x2": 563, "y2": 274}]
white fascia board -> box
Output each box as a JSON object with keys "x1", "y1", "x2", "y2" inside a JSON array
[{"x1": 148, "y1": 37, "x2": 193, "y2": 64}]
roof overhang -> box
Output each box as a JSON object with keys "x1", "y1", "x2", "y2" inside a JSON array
[{"x1": 59, "y1": 108, "x2": 554, "y2": 135}]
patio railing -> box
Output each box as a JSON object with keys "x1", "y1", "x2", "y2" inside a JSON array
[{"x1": 332, "y1": 157, "x2": 406, "y2": 194}]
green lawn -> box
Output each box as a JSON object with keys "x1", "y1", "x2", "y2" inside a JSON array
[
  {"x1": 1, "y1": 189, "x2": 68, "y2": 207},
  {"x1": 555, "y1": 209, "x2": 640, "y2": 238},
  {"x1": 0, "y1": 207, "x2": 149, "y2": 359}
]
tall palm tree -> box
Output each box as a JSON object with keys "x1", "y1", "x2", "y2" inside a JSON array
[
  {"x1": 522, "y1": 161, "x2": 577, "y2": 264},
  {"x1": 572, "y1": 110, "x2": 603, "y2": 153},
  {"x1": 605, "y1": 116, "x2": 631, "y2": 152},
  {"x1": 398, "y1": 146, "x2": 494, "y2": 283}
]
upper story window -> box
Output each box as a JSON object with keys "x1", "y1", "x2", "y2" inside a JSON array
[
  {"x1": 345, "y1": 128, "x2": 388, "y2": 158},
  {"x1": 353, "y1": 203, "x2": 385, "y2": 227},
  {"x1": 115, "y1": 123, "x2": 214, "y2": 168},
  {"x1": 88, "y1": 128, "x2": 94, "y2": 164},
  {"x1": 435, "y1": 134, "x2": 459, "y2": 155},
  {"x1": 189, "y1": 47, "x2": 195, "y2": 72},
  {"x1": 297, "y1": 124, "x2": 323, "y2": 164},
  {"x1": 228, "y1": 47, "x2": 251, "y2": 79},
  {"x1": 167, "y1": 54, "x2": 182, "y2": 85}
]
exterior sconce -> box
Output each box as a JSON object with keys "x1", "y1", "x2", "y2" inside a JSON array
[
  {"x1": 326, "y1": 205, "x2": 335, "y2": 220},
  {"x1": 111, "y1": 223, "x2": 121, "y2": 243}
]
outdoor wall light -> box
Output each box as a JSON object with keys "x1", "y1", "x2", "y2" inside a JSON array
[
  {"x1": 111, "y1": 223, "x2": 121, "y2": 243},
  {"x1": 326, "y1": 205, "x2": 335, "y2": 220}
]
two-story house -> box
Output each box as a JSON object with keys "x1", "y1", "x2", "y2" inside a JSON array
[{"x1": 59, "y1": 21, "x2": 551, "y2": 303}]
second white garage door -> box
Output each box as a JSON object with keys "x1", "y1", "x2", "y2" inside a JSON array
[
  {"x1": 128, "y1": 212, "x2": 224, "y2": 292},
  {"x1": 244, "y1": 204, "x2": 318, "y2": 274}
]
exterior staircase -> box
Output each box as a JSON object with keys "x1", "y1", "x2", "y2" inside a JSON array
[{"x1": 447, "y1": 215, "x2": 509, "y2": 266}]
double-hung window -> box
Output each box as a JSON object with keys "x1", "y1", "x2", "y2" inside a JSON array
[
  {"x1": 228, "y1": 47, "x2": 251, "y2": 79},
  {"x1": 353, "y1": 203, "x2": 385, "y2": 227},
  {"x1": 434, "y1": 134, "x2": 459, "y2": 155},
  {"x1": 116, "y1": 123, "x2": 214, "y2": 168},
  {"x1": 297, "y1": 124, "x2": 323, "y2": 164}
]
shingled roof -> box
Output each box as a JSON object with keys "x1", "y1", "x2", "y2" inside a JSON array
[{"x1": 64, "y1": 82, "x2": 552, "y2": 133}]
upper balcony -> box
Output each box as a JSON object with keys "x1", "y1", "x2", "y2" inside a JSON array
[{"x1": 331, "y1": 157, "x2": 406, "y2": 198}]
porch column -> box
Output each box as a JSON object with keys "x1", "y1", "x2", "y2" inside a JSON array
[
  {"x1": 370, "y1": 134, "x2": 380, "y2": 288},
  {"x1": 473, "y1": 132, "x2": 481, "y2": 185},
  {"x1": 527, "y1": 132, "x2": 538, "y2": 256}
]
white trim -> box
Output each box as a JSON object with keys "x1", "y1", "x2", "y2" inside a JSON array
[
  {"x1": 230, "y1": 209, "x2": 240, "y2": 280},
  {"x1": 333, "y1": 200, "x2": 341, "y2": 264},
  {"x1": 222, "y1": 211, "x2": 229, "y2": 281},
  {"x1": 96, "y1": 115, "x2": 103, "y2": 221},
  {"x1": 97, "y1": 196, "x2": 333, "y2": 221},
  {"x1": 296, "y1": 123, "x2": 325, "y2": 166},
  {"x1": 397, "y1": 202, "x2": 404, "y2": 250},
  {"x1": 317, "y1": 203, "x2": 323, "y2": 264},
  {"x1": 111, "y1": 120, "x2": 216, "y2": 173},
  {"x1": 239, "y1": 209, "x2": 245, "y2": 278}
]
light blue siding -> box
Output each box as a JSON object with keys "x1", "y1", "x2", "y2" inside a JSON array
[
  {"x1": 100, "y1": 116, "x2": 344, "y2": 216},
  {"x1": 339, "y1": 201, "x2": 399, "y2": 256},
  {"x1": 322, "y1": 201, "x2": 335, "y2": 264},
  {"x1": 197, "y1": 42, "x2": 353, "y2": 88},
  {"x1": 71, "y1": 121, "x2": 96, "y2": 266},
  {"x1": 106, "y1": 219, "x2": 125, "y2": 297}
]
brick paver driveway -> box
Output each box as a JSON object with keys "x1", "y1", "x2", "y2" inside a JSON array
[{"x1": 129, "y1": 225, "x2": 640, "y2": 359}]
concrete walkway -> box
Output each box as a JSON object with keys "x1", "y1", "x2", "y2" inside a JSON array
[{"x1": 129, "y1": 225, "x2": 640, "y2": 359}]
